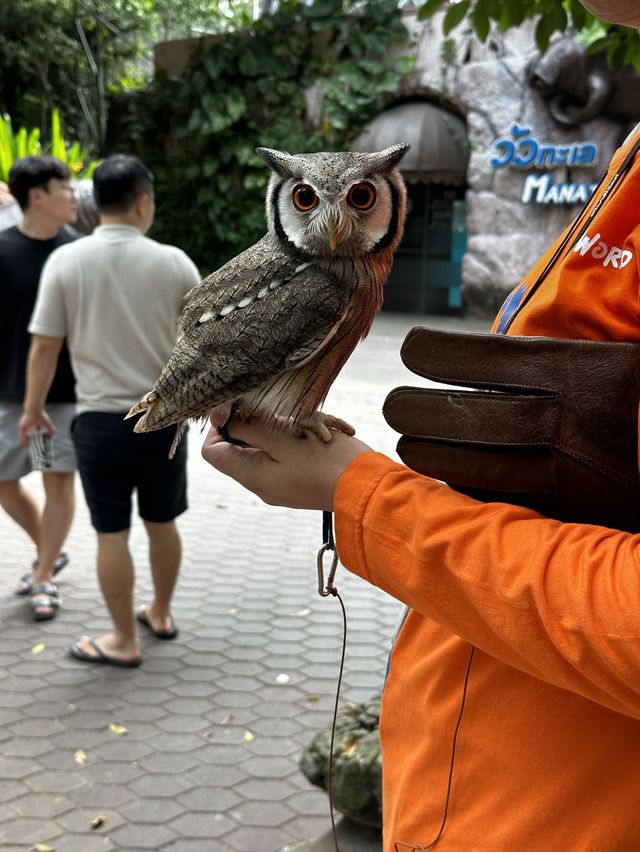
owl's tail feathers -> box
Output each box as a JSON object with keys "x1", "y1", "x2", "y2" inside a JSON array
[
  {"x1": 125, "y1": 392, "x2": 186, "y2": 459},
  {"x1": 168, "y1": 420, "x2": 187, "y2": 459},
  {"x1": 125, "y1": 391, "x2": 159, "y2": 428},
  {"x1": 126, "y1": 390, "x2": 179, "y2": 431}
]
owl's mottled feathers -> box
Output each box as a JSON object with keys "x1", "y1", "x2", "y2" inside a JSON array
[{"x1": 128, "y1": 144, "x2": 409, "y2": 452}]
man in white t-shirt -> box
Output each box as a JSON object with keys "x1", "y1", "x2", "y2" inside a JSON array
[{"x1": 20, "y1": 154, "x2": 201, "y2": 667}]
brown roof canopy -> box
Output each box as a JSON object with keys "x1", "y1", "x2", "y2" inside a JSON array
[{"x1": 351, "y1": 101, "x2": 469, "y2": 185}]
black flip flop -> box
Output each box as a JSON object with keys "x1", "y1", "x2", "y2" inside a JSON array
[
  {"x1": 136, "y1": 607, "x2": 178, "y2": 640},
  {"x1": 69, "y1": 638, "x2": 142, "y2": 668}
]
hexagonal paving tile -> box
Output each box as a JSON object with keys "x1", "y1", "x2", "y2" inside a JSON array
[
  {"x1": 58, "y1": 805, "x2": 126, "y2": 833},
  {"x1": 224, "y1": 824, "x2": 292, "y2": 851},
  {"x1": 119, "y1": 795, "x2": 186, "y2": 823},
  {"x1": 129, "y1": 773, "x2": 195, "y2": 798},
  {"x1": 229, "y1": 799, "x2": 294, "y2": 827},
  {"x1": 138, "y1": 751, "x2": 202, "y2": 774},
  {"x1": 169, "y1": 811, "x2": 236, "y2": 839},
  {"x1": 70, "y1": 781, "x2": 136, "y2": 808},
  {"x1": 0, "y1": 817, "x2": 62, "y2": 846},
  {"x1": 146, "y1": 731, "x2": 207, "y2": 753},
  {"x1": 9, "y1": 792, "x2": 75, "y2": 818},
  {"x1": 177, "y1": 785, "x2": 241, "y2": 812},
  {"x1": 109, "y1": 822, "x2": 178, "y2": 848},
  {"x1": 235, "y1": 778, "x2": 298, "y2": 802},
  {"x1": 2, "y1": 738, "x2": 54, "y2": 758},
  {"x1": 0, "y1": 779, "x2": 29, "y2": 803}
]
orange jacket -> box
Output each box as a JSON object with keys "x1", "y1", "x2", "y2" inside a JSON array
[{"x1": 334, "y1": 128, "x2": 640, "y2": 850}]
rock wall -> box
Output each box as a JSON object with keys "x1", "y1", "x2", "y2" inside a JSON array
[
  {"x1": 455, "y1": 55, "x2": 621, "y2": 316},
  {"x1": 400, "y1": 11, "x2": 626, "y2": 317}
]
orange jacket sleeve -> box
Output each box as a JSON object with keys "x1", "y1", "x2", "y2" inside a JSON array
[{"x1": 335, "y1": 451, "x2": 640, "y2": 719}]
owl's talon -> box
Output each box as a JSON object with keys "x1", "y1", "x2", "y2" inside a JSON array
[
  {"x1": 299, "y1": 412, "x2": 356, "y2": 443},
  {"x1": 218, "y1": 402, "x2": 249, "y2": 446}
]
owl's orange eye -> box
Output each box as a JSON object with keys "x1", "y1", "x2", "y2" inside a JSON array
[
  {"x1": 347, "y1": 182, "x2": 376, "y2": 210},
  {"x1": 292, "y1": 184, "x2": 318, "y2": 212}
]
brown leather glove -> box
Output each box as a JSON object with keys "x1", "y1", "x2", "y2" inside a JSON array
[{"x1": 383, "y1": 327, "x2": 640, "y2": 532}]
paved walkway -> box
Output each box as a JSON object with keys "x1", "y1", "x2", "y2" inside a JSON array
[{"x1": 0, "y1": 312, "x2": 488, "y2": 852}]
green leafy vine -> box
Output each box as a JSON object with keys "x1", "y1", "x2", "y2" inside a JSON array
[{"x1": 111, "y1": 0, "x2": 412, "y2": 272}]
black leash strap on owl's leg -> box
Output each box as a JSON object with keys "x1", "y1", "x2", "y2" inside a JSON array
[{"x1": 317, "y1": 511, "x2": 347, "y2": 852}]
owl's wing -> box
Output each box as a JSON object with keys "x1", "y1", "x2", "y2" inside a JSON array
[{"x1": 131, "y1": 235, "x2": 355, "y2": 429}]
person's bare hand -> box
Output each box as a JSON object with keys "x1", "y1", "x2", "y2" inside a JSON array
[
  {"x1": 18, "y1": 410, "x2": 56, "y2": 448},
  {"x1": 201, "y1": 408, "x2": 371, "y2": 511}
]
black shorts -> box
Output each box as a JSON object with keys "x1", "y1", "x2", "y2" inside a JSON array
[{"x1": 71, "y1": 412, "x2": 187, "y2": 533}]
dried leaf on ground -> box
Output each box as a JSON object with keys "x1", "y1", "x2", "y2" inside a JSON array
[
  {"x1": 108, "y1": 723, "x2": 128, "y2": 736},
  {"x1": 243, "y1": 730, "x2": 254, "y2": 742},
  {"x1": 74, "y1": 749, "x2": 87, "y2": 766},
  {"x1": 91, "y1": 815, "x2": 106, "y2": 829},
  {"x1": 29, "y1": 844, "x2": 54, "y2": 852},
  {"x1": 31, "y1": 643, "x2": 45, "y2": 655}
]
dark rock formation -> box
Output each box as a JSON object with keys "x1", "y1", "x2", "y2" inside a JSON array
[{"x1": 299, "y1": 695, "x2": 382, "y2": 829}]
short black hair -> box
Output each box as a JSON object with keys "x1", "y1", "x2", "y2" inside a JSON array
[
  {"x1": 93, "y1": 154, "x2": 154, "y2": 214},
  {"x1": 8, "y1": 155, "x2": 71, "y2": 211}
]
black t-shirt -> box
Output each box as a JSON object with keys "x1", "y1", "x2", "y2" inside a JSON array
[{"x1": 0, "y1": 225, "x2": 78, "y2": 403}]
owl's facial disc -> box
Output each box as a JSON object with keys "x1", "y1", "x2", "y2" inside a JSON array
[
  {"x1": 274, "y1": 170, "x2": 399, "y2": 257},
  {"x1": 290, "y1": 180, "x2": 381, "y2": 253}
]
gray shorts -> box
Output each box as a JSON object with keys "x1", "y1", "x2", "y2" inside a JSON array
[{"x1": 0, "y1": 402, "x2": 77, "y2": 481}]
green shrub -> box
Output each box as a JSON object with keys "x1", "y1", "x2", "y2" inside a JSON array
[{"x1": 111, "y1": 0, "x2": 412, "y2": 274}]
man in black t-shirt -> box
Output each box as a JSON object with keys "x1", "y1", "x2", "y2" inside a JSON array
[{"x1": 0, "y1": 156, "x2": 78, "y2": 620}]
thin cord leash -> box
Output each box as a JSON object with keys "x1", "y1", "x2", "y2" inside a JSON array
[{"x1": 318, "y1": 509, "x2": 347, "y2": 852}]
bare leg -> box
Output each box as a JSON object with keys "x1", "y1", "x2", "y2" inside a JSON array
[
  {"x1": 0, "y1": 479, "x2": 41, "y2": 548},
  {"x1": 72, "y1": 529, "x2": 140, "y2": 663},
  {"x1": 139, "y1": 519, "x2": 181, "y2": 633},
  {"x1": 34, "y1": 471, "x2": 75, "y2": 585}
]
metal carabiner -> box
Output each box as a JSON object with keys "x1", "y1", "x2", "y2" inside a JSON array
[{"x1": 317, "y1": 542, "x2": 339, "y2": 597}]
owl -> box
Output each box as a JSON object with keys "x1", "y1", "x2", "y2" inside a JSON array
[{"x1": 127, "y1": 144, "x2": 409, "y2": 453}]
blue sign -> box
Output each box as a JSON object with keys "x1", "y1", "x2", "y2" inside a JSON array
[{"x1": 491, "y1": 123, "x2": 598, "y2": 169}]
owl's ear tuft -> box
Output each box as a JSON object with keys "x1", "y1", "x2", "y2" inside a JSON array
[
  {"x1": 256, "y1": 147, "x2": 300, "y2": 178},
  {"x1": 366, "y1": 143, "x2": 410, "y2": 174}
]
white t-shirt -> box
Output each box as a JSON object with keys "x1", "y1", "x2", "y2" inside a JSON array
[
  {"x1": 30, "y1": 224, "x2": 201, "y2": 413},
  {"x1": 0, "y1": 200, "x2": 21, "y2": 232}
]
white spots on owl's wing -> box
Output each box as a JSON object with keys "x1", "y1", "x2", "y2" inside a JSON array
[{"x1": 197, "y1": 264, "x2": 312, "y2": 324}]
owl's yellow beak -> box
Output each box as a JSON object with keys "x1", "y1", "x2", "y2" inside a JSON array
[{"x1": 329, "y1": 230, "x2": 338, "y2": 251}]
